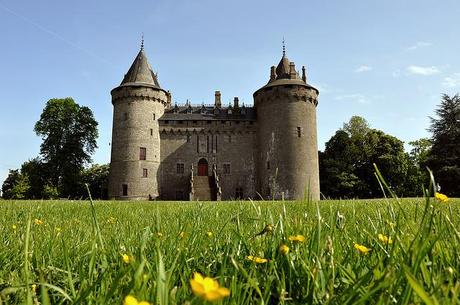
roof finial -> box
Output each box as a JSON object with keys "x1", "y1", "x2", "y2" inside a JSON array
[
  {"x1": 282, "y1": 37, "x2": 286, "y2": 57},
  {"x1": 141, "y1": 33, "x2": 144, "y2": 50}
]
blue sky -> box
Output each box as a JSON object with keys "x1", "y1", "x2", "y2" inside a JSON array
[{"x1": 1, "y1": 0, "x2": 460, "y2": 182}]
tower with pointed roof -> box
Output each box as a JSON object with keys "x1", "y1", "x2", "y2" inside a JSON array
[
  {"x1": 108, "y1": 44, "x2": 170, "y2": 200},
  {"x1": 253, "y1": 48, "x2": 320, "y2": 200}
]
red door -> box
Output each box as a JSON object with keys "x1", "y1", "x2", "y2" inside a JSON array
[{"x1": 198, "y1": 158, "x2": 208, "y2": 176}]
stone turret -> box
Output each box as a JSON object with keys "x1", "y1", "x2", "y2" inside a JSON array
[
  {"x1": 254, "y1": 51, "x2": 320, "y2": 200},
  {"x1": 108, "y1": 45, "x2": 168, "y2": 200}
]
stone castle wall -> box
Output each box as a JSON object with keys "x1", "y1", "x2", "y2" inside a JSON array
[
  {"x1": 108, "y1": 86, "x2": 168, "y2": 200},
  {"x1": 254, "y1": 84, "x2": 320, "y2": 200},
  {"x1": 158, "y1": 119, "x2": 256, "y2": 200}
]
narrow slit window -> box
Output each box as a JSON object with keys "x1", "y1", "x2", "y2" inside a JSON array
[
  {"x1": 297, "y1": 127, "x2": 302, "y2": 138},
  {"x1": 140, "y1": 147, "x2": 146, "y2": 160},
  {"x1": 142, "y1": 168, "x2": 148, "y2": 177},
  {"x1": 122, "y1": 184, "x2": 128, "y2": 196}
]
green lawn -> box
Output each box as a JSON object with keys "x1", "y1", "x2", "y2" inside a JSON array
[{"x1": 1, "y1": 197, "x2": 459, "y2": 304}]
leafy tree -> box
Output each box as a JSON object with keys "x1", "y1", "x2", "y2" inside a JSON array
[
  {"x1": 342, "y1": 115, "x2": 370, "y2": 139},
  {"x1": 34, "y1": 98, "x2": 98, "y2": 198},
  {"x1": 320, "y1": 116, "x2": 410, "y2": 198},
  {"x1": 81, "y1": 164, "x2": 109, "y2": 199},
  {"x1": 427, "y1": 94, "x2": 460, "y2": 196},
  {"x1": 1, "y1": 169, "x2": 30, "y2": 199},
  {"x1": 404, "y1": 138, "x2": 432, "y2": 196}
]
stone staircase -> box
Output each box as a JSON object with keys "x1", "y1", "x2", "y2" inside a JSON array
[{"x1": 193, "y1": 176, "x2": 216, "y2": 201}]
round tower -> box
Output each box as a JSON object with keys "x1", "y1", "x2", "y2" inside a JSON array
[
  {"x1": 254, "y1": 51, "x2": 320, "y2": 200},
  {"x1": 108, "y1": 45, "x2": 169, "y2": 200}
]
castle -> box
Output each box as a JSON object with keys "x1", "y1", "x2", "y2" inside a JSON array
[{"x1": 108, "y1": 44, "x2": 320, "y2": 201}]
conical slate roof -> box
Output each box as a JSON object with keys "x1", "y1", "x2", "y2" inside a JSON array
[
  {"x1": 275, "y1": 55, "x2": 291, "y2": 79},
  {"x1": 119, "y1": 48, "x2": 161, "y2": 89}
]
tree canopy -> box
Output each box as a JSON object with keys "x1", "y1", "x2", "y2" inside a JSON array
[
  {"x1": 320, "y1": 116, "x2": 412, "y2": 199},
  {"x1": 427, "y1": 94, "x2": 460, "y2": 196},
  {"x1": 34, "y1": 98, "x2": 98, "y2": 197}
]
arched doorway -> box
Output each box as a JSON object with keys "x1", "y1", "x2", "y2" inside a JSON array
[{"x1": 198, "y1": 158, "x2": 208, "y2": 176}]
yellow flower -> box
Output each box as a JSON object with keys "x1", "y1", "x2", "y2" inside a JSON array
[
  {"x1": 435, "y1": 192, "x2": 449, "y2": 202},
  {"x1": 123, "y1": 295, "x2": 151, "y2": 305},
  {"x1": 55, "y1": 227, "x2": 62, "y2": 233},
  {"x1": 207, "y1": 231, "x2": 213, "y2": 237},
  {"x1": 12, "y1": 224, "x2": 17, "y2": 230},
  {"x1": 190, "y1": 272, "x2": 230, "y2": 302},
  {"x1": 378, "y1": 234, "x2": 393, "y2": 245},
  {"x1": 107, "y1": 216, "x2": 117, "y2": 224},
  {"x1": 354, "y1": 243, "x2": 372, "y2": 254},
  {"x1": 31, "y1": 284, "x2": 37, "y2": 294},
  {"x1": 157, "y1": 232, "x2": 163, "y2": 238},
  {"x1": 34, "y1": 219, "x2": 43, "y2": 225},
  {"x1": 246, "y1": 255, "x2": 269, "y2": 264},
  {"x1": 279, "y1": 244, "x2": 289, "y2": 255},
  {"x1": 122, "y1": 254, "x2": 134, "y2": 264},
  {"x1": 254, "y1": 224, "x2": 274, "y2": 237},
  {"x1": 288, "y1": 235, "x2": 306, "y2": 243},
  {"x1": 179, "y1": 231, "x2": 185, "y2": 238}
]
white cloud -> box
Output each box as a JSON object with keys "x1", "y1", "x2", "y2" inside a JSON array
[
  {"x1": 406, "y1": 41, "x2": 432, "y2": 51},
  {"x1": 406, "y1": 65, "x2": 440, "y2": 76},
  {"x1": 334, "y1": 93, "x2": 369, "y2": 104},
  {"x1": 355, "y1": 65, "x2": 372, "y2": 73},
  {"x1": 442, "y1": 73, "x2": 460, "y2": 87}
]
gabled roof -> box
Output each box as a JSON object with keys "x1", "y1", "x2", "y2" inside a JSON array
[{"x1": 118, "y1": 48, "x2": 161, "y2": 89}]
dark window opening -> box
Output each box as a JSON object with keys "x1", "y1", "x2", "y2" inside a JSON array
[
  {"x1": 142, "y1": 168, "x2": 148, "y2": 177},
  {"x1": 122, "y1": 184, "x2": 128, "y2": 196},
  {"x1": 193, "y1": 120, "x2": 197, "y2": 124},
  {"x1": 235, "y1": 187, "x2": 243, "y2": 199},
  {"x1": 179, "y1": 120, "x2": 184, "y2": 124},
  {"x1": 150, "y1": 129, "x2": 153, "y2": 136},
  {"x1": 176, "y1": 163, "x2": 185, "y2": 174},
  {"x1": 164, "y1": 120, "x2": 169, "y2": 124},
  {"x1": 153, "y1": 113, "x2": 156, "y2": 120},
  {"x1": 139, "y1": 147, "x2": 146, "y2": 160},
  {"x1": 297, "y1": 127, "x2": 302, "y2": 138},
  {"x1": 267, "y1": 161, "x2": 270, "y2": 170},
  {"x1": 223, "y1": 163, "x2": 231, "y2": 174},
  {"x1": 207, "y1": 121, "x2": 212, "y2": 124}
]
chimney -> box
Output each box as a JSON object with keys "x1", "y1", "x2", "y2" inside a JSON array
[
  {"x1": 302, "y1": 66, "x2": 307, "y2": 83},
  {"x1": 289, "y1": 62, "x2": 296, "y2": 78},
  {"x1": 233, "y1": 97, "x2": 239, "y2": 109},
  {"x1": 270, "y1": 66, "x2": 276, "y2": 81},
  {"x1": 215, "y1": 90, "x2": 221, "y2": 107}
]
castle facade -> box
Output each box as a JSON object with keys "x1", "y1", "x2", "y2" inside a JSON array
[{"x1": 108, "y1": 46, "x2": 320, "y2": 201}]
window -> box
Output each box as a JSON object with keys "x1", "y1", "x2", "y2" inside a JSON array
[
  {"x1": 235, "y1": 187, "x2": 243, "y2": 199},
  {"x1": 150, "y1": 129, "x2": 153, "y2": 136},
  {"x1": 297, "y1": 127, "x2": 302, "y2": 138},
  {"x1": 267, "y1": 161, "x2": 270, "y2": 170},
  {"x1": 142, "y1": 168, "x2": 148, "y2": 178},
  {"x1": 140, "y1": 147, "x2": 146, "y2": 160},
  {"x1": 223, "y1": 163, "x2": 231, "y2": 174},
  {"x1": 176, "y1": 163, "x2": 185, "y2": 174},
  {"x1": 153, "y1": 113, "x2": 156, "y2": 120},
  {"x1": 122, "y1": 184, "x2": 128, "y2": 196}
]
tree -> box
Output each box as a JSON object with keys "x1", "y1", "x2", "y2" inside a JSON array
[
  {"x1": 320, "y1": 116, "x2": 410, "y2": 198},
  {"x1": 81, "y1": 164, "x2": 109, "y2": 199},
  {"x1": 427, "y1": 94, "x2": 460, "y2": 196},
  {"x1": 342, "y1": 115, "x2": 370, "y2": 139},
  {"x1": 1, "y1": 169, "x2": 30, "y2": 199},
  {"x1": 34, "y1": 98, "x2": 98, "y2": 198}
]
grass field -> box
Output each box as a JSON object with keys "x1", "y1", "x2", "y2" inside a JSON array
[{"x1": 1, "y1": 195, "x2": 459, "y2": 304}]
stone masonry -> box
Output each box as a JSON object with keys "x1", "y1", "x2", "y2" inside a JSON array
[{"x1": 108, "y1": 45, "x2": 320, "y2": 201}]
